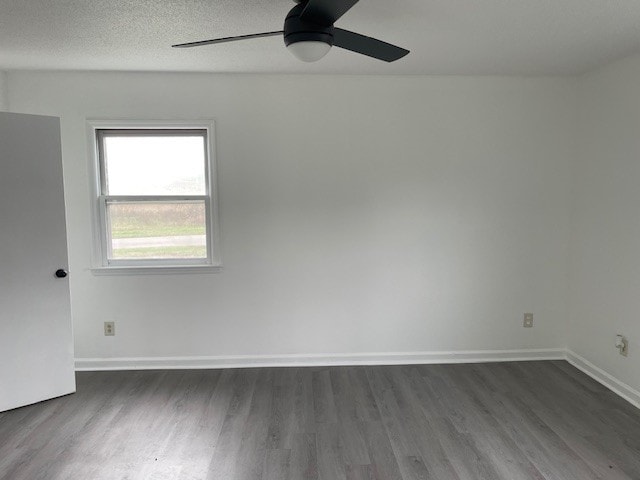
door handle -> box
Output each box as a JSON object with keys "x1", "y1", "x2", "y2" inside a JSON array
[{"x1": 55, "y1": 269, "x2": 68, "y2": 278}]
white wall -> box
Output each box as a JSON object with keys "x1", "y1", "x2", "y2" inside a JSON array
[
  {"x1": 569, "y1": 55, "x2": 640, "y2": 393},
  {"x1": 7, "y1": 72, "x2": 574, "y2": 362}
]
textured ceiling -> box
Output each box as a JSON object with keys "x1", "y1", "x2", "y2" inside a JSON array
[{"x1": 0, "y1": 0, "x2": 639, "y2": 75}]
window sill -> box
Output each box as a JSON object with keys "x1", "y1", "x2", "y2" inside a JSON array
[{"x1": 91, "y1": 265, "x2": 223, "y2": 276}]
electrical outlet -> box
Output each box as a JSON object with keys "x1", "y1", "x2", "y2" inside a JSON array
[
  {"x1": 523, "y1": 313, "x2": 534, "y2": 328},
  {"x1": 104, "y1": 321, "x2": 115, "y2": 336}
]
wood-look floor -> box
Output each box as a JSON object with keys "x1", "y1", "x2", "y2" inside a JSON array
[{"x1": 1, "y1": 361, "x2": 639, "y2": 480}]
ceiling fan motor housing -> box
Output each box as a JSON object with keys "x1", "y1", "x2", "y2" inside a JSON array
[{"x1": 284, "y1": 3, "x2": 334, "y2": 48}]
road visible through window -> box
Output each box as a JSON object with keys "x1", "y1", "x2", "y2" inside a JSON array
[{"x1": 108, "y1": 202, "x2": 206, "y2": 259}]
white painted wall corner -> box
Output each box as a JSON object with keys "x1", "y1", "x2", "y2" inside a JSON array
[{"x1": 565, "y1": 350, "x2": 640, "y2": 410}]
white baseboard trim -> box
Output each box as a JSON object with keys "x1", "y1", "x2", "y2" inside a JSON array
[
  {"x1": 75, "y1": 348, "x2": 640, "y2": 411},
  {"x1": 565, "y1": 350, "x2": 640, "y2": 410},
  {"x1": 75, "y1": 348, "x2": 565, "y2": 372}
]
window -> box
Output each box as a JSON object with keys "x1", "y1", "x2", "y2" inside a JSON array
[{"x1": 89, "y1": 121, "x2": 221, "y2": 273}]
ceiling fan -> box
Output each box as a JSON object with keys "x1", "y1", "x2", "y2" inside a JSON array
[{"x1": 172, "y1": 0, "x2": 409, "y2": 63}]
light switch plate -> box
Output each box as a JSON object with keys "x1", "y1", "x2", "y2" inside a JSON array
[{"x1": 523, "y1": 313, "x2": 534, "y2": 328}]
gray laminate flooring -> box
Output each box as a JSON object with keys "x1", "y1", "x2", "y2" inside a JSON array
[{"x1": 1, "y1": 361, "x2": 639, "y2": 480}]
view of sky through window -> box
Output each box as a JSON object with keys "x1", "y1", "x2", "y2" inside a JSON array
[{"x1": 103, "y1": 135, "x2": 206, "y2": 196}]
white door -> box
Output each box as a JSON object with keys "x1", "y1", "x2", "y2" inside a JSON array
[{"x1": 0, "y1": 112, "x2": 75, "y2": 412}]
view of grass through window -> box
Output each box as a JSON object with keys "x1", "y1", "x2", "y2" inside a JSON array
[{"x1": 108, "y1": 202, "x2": 206, "y2": 259}]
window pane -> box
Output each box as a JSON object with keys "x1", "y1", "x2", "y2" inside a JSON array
[
  {"x1": 103, "y1": 134, "x2": 206, "y2": 195},
  {"x1": 107, "y1": 201, "x2": 207, "y2": 260}
]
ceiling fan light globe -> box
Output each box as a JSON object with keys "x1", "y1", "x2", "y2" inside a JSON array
[{"x1": 287, "y1": 41, "x2": 331, "y2": 62}]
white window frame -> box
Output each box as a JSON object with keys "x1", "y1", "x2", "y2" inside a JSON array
[{"x1": 87, "y1": 120, "x2": 222, "y2": 275}]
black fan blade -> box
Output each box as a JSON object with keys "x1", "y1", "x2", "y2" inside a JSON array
[
  {"x1": 333, "y1": 28, "x2": 409, "y2": 62},
  {"x1": 300, "y1": 0, "x2": 360, "y2": 26},
  {"x1": 172, "y1": 31, "x2": 283, "y2": 48}
]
